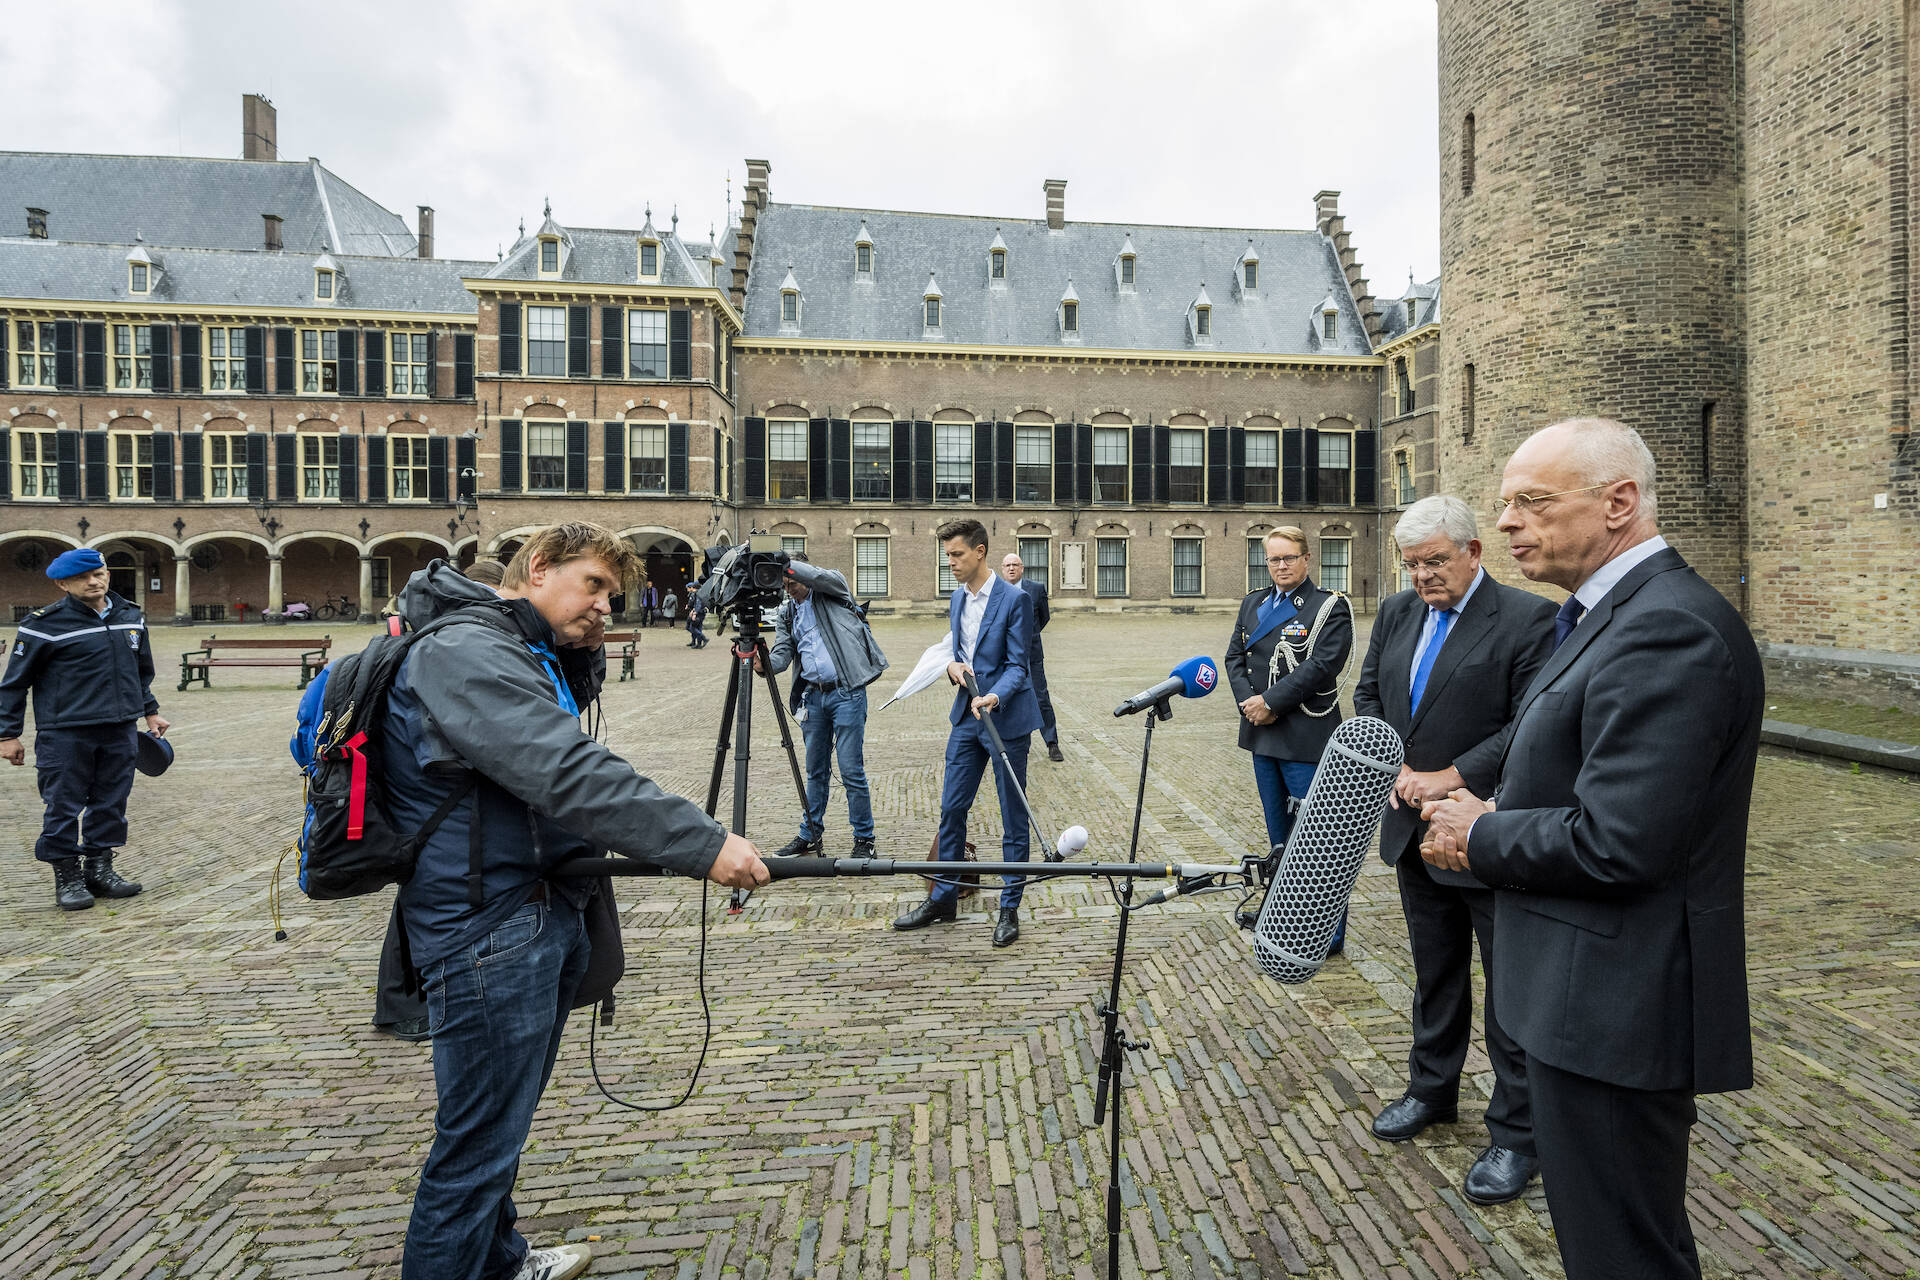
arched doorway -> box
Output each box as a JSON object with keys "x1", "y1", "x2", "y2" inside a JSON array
[
  {"x1": 93, "y1": 535, "x2": 181, "y2": 619},
  {"x1": 0, "y1": 532, "x2": 81, "y2": 621},
  {"x1": 624, "y1": 529, "x2": 699, "y2": 624}
]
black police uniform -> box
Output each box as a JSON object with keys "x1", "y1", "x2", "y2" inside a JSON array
[{"x1": 0, "y1": 591, "x2": 160, "y2": 863}]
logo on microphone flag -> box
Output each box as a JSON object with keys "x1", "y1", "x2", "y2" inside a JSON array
[{"x1": 1195, "y1": 661, "x2": 1217, "y2": 691}]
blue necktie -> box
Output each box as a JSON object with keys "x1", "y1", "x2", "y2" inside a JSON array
[
  {"x1": 1409, "y1": 608, "x2": 1454, "y2": 713},
  {"x1": 1553, "y1": 596, "x2": 1585, "y2": 651}
]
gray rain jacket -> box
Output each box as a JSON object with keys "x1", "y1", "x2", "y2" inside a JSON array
[
  {"x1": 387, "y1": 562, "x2": 725, "y2": 968},
  {"x1": 766, "y1": 563, "x2": 889, "y2": 691}
]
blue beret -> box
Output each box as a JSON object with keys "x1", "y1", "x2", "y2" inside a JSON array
[{"x1": 47, "y1": 548, "x2": 106, "y2": 580}]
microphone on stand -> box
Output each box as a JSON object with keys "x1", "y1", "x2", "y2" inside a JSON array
[
  {"x1": 1251, "y1": 715, "x2": 1403, "y2": 984},
  {"x1": 1054, "y1": 825, "x2": 1089, "y2": 862},
  {"x1": 1113, "y1": 656, "x2": 1218, "y2": 717}
]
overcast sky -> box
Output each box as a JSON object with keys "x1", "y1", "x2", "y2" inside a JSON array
[{"x1": 8, "y1": 0, "x2": 1439, "y2": 289}]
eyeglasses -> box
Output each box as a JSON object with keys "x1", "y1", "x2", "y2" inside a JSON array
[
  {"x1": 1490, "y1": 483, "x2": 1612, "y2": 521},
  {"x1": 1265, "y1": 554, "x2": 1306, "y2": 567},
  {"x1": 1399, "y1": 553, "x2": 1455, "y2": 576}
]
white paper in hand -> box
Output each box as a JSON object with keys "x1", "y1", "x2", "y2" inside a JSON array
[{"x1": 880, "y1": 633, "x2": 957, "y2": 711}]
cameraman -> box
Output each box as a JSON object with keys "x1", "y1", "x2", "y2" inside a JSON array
[
  {"x1": 388, "y1": 523, "x2": 767, "y2": 1280},
  {"x1": 755, "y1": 554, "x2": 889, "y2": 859}
]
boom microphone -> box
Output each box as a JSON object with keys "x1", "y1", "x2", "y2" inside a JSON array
[
  {"x1": 1114, "y1": 656, "x2": 1219, "y2": 717},
  {"x1": 1251, "y1": 715, "x2": 1404, "y2": 984},
  {"x1": 1056, "y1": 825, "x2": 1089, "y2": 859}
]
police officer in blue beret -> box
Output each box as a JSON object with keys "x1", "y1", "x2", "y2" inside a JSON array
[{"x1": 0, "y1": 547, "x2": 170, "y2": 910}]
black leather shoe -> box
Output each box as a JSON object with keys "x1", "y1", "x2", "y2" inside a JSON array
[
  {"x1": 53, "y1": 858, "x2": 94, "y2": 912},
  {"x1": 1463, "y1": 1145, "x2": 1539, "y2": 1205},
  {"x1": 893, "y1": 897, "x2": 958, "y2": 931},
  {"x1": 850, "y1": 837, "x2": 877, "y2": 859},
  {"x1": 1370, "y1": 1093, "x2": 1458, "y2": 1141},
  {"x1": 83, "y1": 852, "x2": 142, "y2": 899},
  {"x1": 1046, "y1": 742, "x2": 1064, "y2": 763},
  {"x1": 772, "y1": 835, "x2": 823, "y2": 859},
  {"x1": 992, "y1": 908, "x2": 1020, "y2": 947},
  {"x1": 376, "y1": 1017, "x2": 431, "y2": 1042}
]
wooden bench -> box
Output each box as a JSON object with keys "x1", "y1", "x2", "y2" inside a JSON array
[
  {"x1": 602, "y1": 631, "x2": 642, "y2": 682},
  {"x1": 178, "y1": 635, "x2": 332, "y2": 691}
]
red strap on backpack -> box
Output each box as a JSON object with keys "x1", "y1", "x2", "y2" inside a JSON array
[{"x1": 343, "y1": 731, "x2": 370, "y2": 839}]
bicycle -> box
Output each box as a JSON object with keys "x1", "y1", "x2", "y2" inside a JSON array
[{"x1": 314, "y1": 594, "x2": 355, "y2": 621}]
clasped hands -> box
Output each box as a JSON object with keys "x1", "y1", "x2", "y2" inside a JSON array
[
  {"x1": 947, "y1": 661, "x2": 999, "y2": 719},
  {"x1": 1237, "y1": 694, "x2": 1277, "y2": 726},
  {"x1": 1417, "y1": 782, "x2": 1496, "y2": 874}
]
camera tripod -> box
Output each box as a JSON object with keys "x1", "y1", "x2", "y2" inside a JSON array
[{"x1": 703, "y1": 601, "x2": 809, "y2": 912}]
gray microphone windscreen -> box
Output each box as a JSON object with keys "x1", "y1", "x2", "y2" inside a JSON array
[{"x1": 1252, "y1": 715, "x2": 1404, "y2": 984}]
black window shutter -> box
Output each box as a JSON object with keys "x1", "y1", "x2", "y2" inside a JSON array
[
  {"x1": 603, "y1": 421, "x2": 625, "y2": 492},
  {"x1": 498, "y1": 418, "x2": 523, "y2": 493},
  {"x1": 1130, "y1": 424, "x2": 1152, "y2": 506},
  {"x1": 1152, "y1": 424, "x2": 1172, "y2": 503},
  {"x1": 1229, "y1": 428, "x2": 1247, "y2": 505},
  {"x1": 1354, "y1": 429, "x2": 1377, "y2": 507},
  {"x1": 808, "y1": 417, "x2": 829, "y2": 501},
  {"x1": 568, "y1": 305, "x2": 590, "y2": 378},
  {"x1": 744, "y1": 416, "x2": 767, "y2": 501},
  {"x1": 149, "y1": 325, "x2": 172, "y2": 392},
  {"x1": 83, "y1": 431, "x2": 109, "y2": 499},
  {"x1": 669, "y1": 308, "x2": 691, "y2": 379},
  {"x1": 1053, "y1": 423, "x2": 1074, "y2": 504},
  {"x1": 892, "y1": 420, "x2": 912, "y2": 501},
  {"x1": 0, "y1": 316, "x2": 8, "y2": 390},
  {"x1": 151, "y1": 430, "x2": 175, "y2": 500},
  {"x1": 455, "y1": 435, "x2": 477, "y2": 502},
  {"x1": 829, "y1": 417, "x2": 850, "y2": 503},
  {"x1": 0, "y1": 429, "x2": 9, "y2": 501},
  {"x1": 181, "y1": 431, "x2": 203, "y2": 500},
  {"x1": 367, "y1": 435, "x2": 388, "y2": 502},
  {"x1": 1209, "y1": 427, "x2": 1231, "y2": 507},
  {"x1": 913, "y1": 420, "x2": 934, "y2": 503},
  {"x1": 273, "y1": 328, "x2": 295, "y2": 393},
  {"x1": 179, "y1": 323, "x2": 202, "y2": 393},
  {"x1": 601, "y1": 306, "x2": 624, "y2": 378},
  {"x1": 712, "y1": 425, "x2": 723, "y2": 497},
  {"x1": 57, "y1": 429, "x2": 82, "y2": 500},
  {"x1": 365, "y1": 329, "x2": 386, "y2": 395},
  {"x1": 995, "y1": 422, "x2": 1014, "y2": 506},
  {"x1": 245, "y1": 326, "x2": 267, "y2": 393},
  {"x1": 497, "y1": 303, "x2": 521, "y2": 375},
  {"x1": 454, "y1": 334, "x2": 474, "y2": 398},
  {"x1": 1282, "y1": 428, "x2": 1304, "y2": 505},
  {"x1": 973, "y1": 421, "x2": 994, "y2": 504},
  {"x1": 82, "y1": 322, "x2": 107, "y2": 390},
  {"x1": 274, "y1": 434, "x2": 297, "y2": 499},
  {"x1": 337, "y1": 329, "x2": 359, "y2": 396},
  {"x1": 425, "y1": 331, "x2": 439, "y2": 398},
  {"x1": 1075, "y1": 424, "x2": 1094, "y2": 505},
  {"x1": 337, "y1": 433, "x2": 359, "y2": 501},
  {"x1": 429, "y1": 434, "x2": 449, "y2": 503},
  {"x1": 55, "y1": 321, "x2": 78, "y2": 390},
  {"x1": 668, "y1": 422, "x2": 690, "y2": 494},
  {"x1": 245, "y1": 432, "x2": 268, "y2": 500},
  {"x1": 565, "y1": 419, "x2": 587, "y2": 492},
  {"x1": 1302, "y1": 428, "x2": 1321, "y2": 505}
]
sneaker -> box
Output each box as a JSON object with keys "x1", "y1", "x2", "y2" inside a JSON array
[
  {"x1": 772, "y1": 835, "x2": 823, "y2": 859},
  {"x1": 850, "y1": 836, "x2": 877, "y2": 859},
  {"x1": 517, "y1": 1242, "x2": 592, "y2": 1280}
]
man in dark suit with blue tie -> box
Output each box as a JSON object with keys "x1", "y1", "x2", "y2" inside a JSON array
[
  {"x1": 1354, "y1": 495, "x2": 1556, "y2": 1205},
  {"x1": 1423, "y1": 419, "x2": 1763, "y2": 1280},
  {"x1": 1000, "y1": 552, "x2": 1063, "y2": 762},
  {"x1": 894, "y1": 518, "x2": 1042, "y2": 947}
]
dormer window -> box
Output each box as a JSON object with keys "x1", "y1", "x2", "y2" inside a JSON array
[
  {"x1": 1407, "y1": 298, "x2": 1418, "y2": 325},
  {"x1": 1120, "y1": 255, "x2": 1135, "y2": 285},
  {"x1": 1189, "y1": 283, "x2": 1214, "y2": 343},
  {"x1": 1115, "y1": 234, "x2": 1139, "y2": 291},
  {"x1": 1234, "y1": 241, "x2": 1260, "y2": 298},
  {"x1": 1062, "y1": 301, "x2": 1078, "y2": 332},
  {"x1": 924, "y1": 272, "x2": 944, "y2": 329},
  {"x1": 856, "y1": 243, "x2": 872, "y2": 273},
  {"x1": 130, "y1": 262, "x2": 149, "y2": 294},
  {"x1": 1243, "y1": 260, "x2": 1258, "y2": 291},
  {"x1": 539, "y1": 238, "x2": 560, "y2": 274},
  {"x1": 1323, "y1": 308, "x2": 1338, "y2": 341},
  {"x1": 27, "y1": 208, "x2": 48, "y2": 239},
  {"x1": 317, "y1": 269, "x2": 334, "y2": 298},
  {"x1": 639, "y1": 240, "x2": 660, "y2": 278},
  {"x1": 782, "y1": 291, "x2": 799, "y2": 322},
  {"x1": 1196, "y1": 306, "x2": 1211, "y2": 337},
  {"x1": 991, "y1": 249, "x2": 1006, "y2": 280},
  {"x1": 925, "y1": 296, "x2": 941, "y2": 327}
]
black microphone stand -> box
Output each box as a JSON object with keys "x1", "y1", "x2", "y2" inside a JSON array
[{"x1": 1092, "y1": 691, "x2": 1173, "y2": 1280}]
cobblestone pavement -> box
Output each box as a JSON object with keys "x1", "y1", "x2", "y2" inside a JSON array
[{"x1": 2, "y1": 613, "x2": 1916, "y2": 1280}]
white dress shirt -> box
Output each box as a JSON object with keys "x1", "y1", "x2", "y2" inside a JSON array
[
  {"x1": 957, "y1": 573, "x2": 997, "y2": 665},
  {"x1": 1573, "y1": 534, "x2": 1670, "y2": 615},
  {"x1": 1408, "y1": 566, "x2": 1486, "y2": 687}
]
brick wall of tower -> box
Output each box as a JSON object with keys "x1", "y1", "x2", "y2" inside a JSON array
[{"x1": 1436, "y1": 0, "x2": 1748, "y2": 607}]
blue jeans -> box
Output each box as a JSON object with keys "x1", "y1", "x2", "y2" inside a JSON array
[
  {"x1": 798, "y1": 685, "x2": 874, "y2": 842},
  {"x1": 933, "y1": 719, "x2": 1032, "y2": 909},
  {"x1": 1252, "y1": 754, "x2": 1347, "y2": 949},
  {"x1": 403, "y1": 896, "x2": 589, "y2": 1280}
]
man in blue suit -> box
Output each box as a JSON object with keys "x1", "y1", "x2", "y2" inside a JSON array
[{"x1": 894, "y1": 518, "x2": 1041, "y2": 947}]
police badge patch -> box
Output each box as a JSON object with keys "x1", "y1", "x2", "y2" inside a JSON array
[
  {"x1": 128, "y1": 631, "x2": 141, "y2": 651},
  {"x1": 11, "y1": 641, "x2": 23, "y2": 658}
]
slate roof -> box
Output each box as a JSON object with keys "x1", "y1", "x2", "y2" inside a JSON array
[
  {"x1": 0, "y1": 152, "x2": 417, "y2": 256},
  {"x1": 481, "y1": 220, "x2": 724, "y2": 290},
  {"x1": 0, "y1": 239, "x2": 480, "y2": 314},
  {"x1": 1374, "y1": 275, "x2": 1441, "y2": 344},
  {"x1": 740, "y1": 203, "x2": 1376, "y2": 357}
]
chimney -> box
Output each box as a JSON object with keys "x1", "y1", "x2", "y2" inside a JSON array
[
  {"x1": 744, "y1": 158, "x2": 772, "y2": 210},
  {"x1": 1043, "y1": 179, "x2": 1067, "y2": 230},
  {"x1": 263, "y1": 213, "x2": 283, "y2": 251},
  {"x1": 26, "y1": 207, "x2": 48, "y2": 239},
  {"x1": 242, "y1": 93, "x2": 278, "y2": 161},
  {"x1": 417, "y1": 206, "x2": 435, "y2": 259},
  {"x1": 1314, "y1": 190, "x2": 1341, "y2": 237}
]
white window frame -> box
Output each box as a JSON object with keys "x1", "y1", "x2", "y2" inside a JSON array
[
  {"x1": 389, "y1": 435, "x2": 431, "y2": 502},
  {"x1": 525, "y1": 305, "x2": 567, "y2": 377},
  {"x1": 113, "y1": 323, "x2": 153, "y2": 391},
  {"x1": 768, "y1": 419, "x2": 808, "y2": 502},
  {"x1": 855, "y1": 243, "x2": 873, "y2": 274},
  {"x1": 936, "y1": 546, "x2": 959, "y2": 594},
  {"x1": 206, "y1": 326, "x2": 246, "y2": 392},
  {"x1": 1394, "y1": 448, "x2": 1416, "y2": 505},
  {"x1": 1194, "y1": 306, "x2": 1211, "y2": 338},
  {"x1": 925, "y1": 296, "x2": 941, "y2": 328},
  {"x1": 627, "y1": 309, "x2": 667, "y2": 379},
  {"x1": 299, "y1": 432, "x2": 342, "y2": 500},
  {"x1": 1245, "y1": 430, "x2": 1279, "y2": 505},
  {"x1": 111, "y1": 430, "x2": 156, "y2": 500},
  {"x1": 990, "y1": 249, "x2": 1006, "y2": 280},
  {"x1": 300, "y1": 328, "x2": 340, "y2": 394},
  {"x1": 855, "y1": 536, "x2": 889, "y2": 597},
  {"x1": 1319, "y1": 536, "x2": 1351, "y2": 593},
  {"x1": 1014, "y1": 426, "x2": 1052, "y2": 504},
  {"x1": 781, "y1": 536, "x2": 807, "y2": 557},
  {"x1": 629, "y1": 423, "x2": 668, "y2": 494},
  {"x1": 14, "y1": 320, "x2": 57, "y2": 388},
  {"x1": 1095, "y1": 536, "x2": 1129, "y2": 598},
  {"x1": 1322, "y1": 309, "x2": 1338, "y2": 341},
  {"x1": 1061, "y1": 301, "x2": 1078, "y2": 333},
  {"x1": 538, "y1": 238, "x2": 561, "y2": 276},
  {"x1": 1246, "y1": 537, "x2": 1269, "y2": 593},
  {"x1": 1171, "y1": 536, "x2": 1205, "y2": 597},
  {"x1": 205, "y1": 431, "x2": 248, "y2": 499},
  {"x1": 638, "y1": 239, "x2": 661, "y2": 280},
  {"x1": 525, "y1": 420, "x2": 566, "y2": 493},
  {"x1": 1092, "y1": 427, "x2": 1128, "y2": 504},
  {"x1": 1168, "y1": 429, "x2": 1205, "y2": 504},
  {"x1": 1017, "y1": 536, "x2": 1050, "y2": 590},
  {"x1": 315, "y1": 268, "x2": 335, "y2": 300},
  {"x1": 852, "y1": 419, "x2": 892, "y2": 501},
  {"x1": 1317, "y1": 429, "x2": 1354, "y2": 506},
  {"x1": 390, "y1": 332, "x2": 430, "y2": 397},
  {"x1": 13, "y1": 427, "x2": 57, "y2": 498},
  {"x1": 129, "y1": 262, "x2": 150, "y2": 294},
  {"x1": 1243, "y1": 260, "x2": 1258, "y2": 291},
  {"x1": 1119, "y1": 255, "x2": 1136, "y2": 286},
  {"x1": 934, "y1": 422, "x2": 972, "y2": 502},
  {"x1": 781, "y1": 291, "x2": 800, "y2": 324}
]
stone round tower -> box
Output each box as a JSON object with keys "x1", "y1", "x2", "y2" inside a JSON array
[{"x1": 1436, "y1": 0, "x2": 1745, "y2": 604}]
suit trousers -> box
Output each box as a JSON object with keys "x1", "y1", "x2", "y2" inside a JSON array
[
  {"x1": 1030, "y1": 640, "x2": 1059, "y2": 746},
  {"x1": 1530, "y1": 1056, "x2": 1701, "y2": 1280},
  {"x1": 932, "y1": 719, "x2": 1032, "y2": 909},
  {"x1": 34, "y1": 723, "x2": 139, "y2": 863},
  {"x1": 1394, "y1": 854, "x2": 1531, "y2": 1152}
]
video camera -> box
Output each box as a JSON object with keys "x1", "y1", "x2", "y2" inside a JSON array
[{"x1": 693, "y1": 533, "x2": 790, "y2": 627}]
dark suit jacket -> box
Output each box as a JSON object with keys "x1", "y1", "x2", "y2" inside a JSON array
[
  {"x1": 1354, "y1": 574, "x2": 1556, "y2": 886},
  {"x1": 1471, "y1": 547, "x2": 1762, "y2": 1095},
  {"x1": 1017, "y1": 578, "x2": 1050, "y2": 632},
  {"x1": 1223, "y1": 578, "x2": 1352, "y2": 761},
  {"x1": 947, "y1": 576, "x2": 1041, "y2": 738}
]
